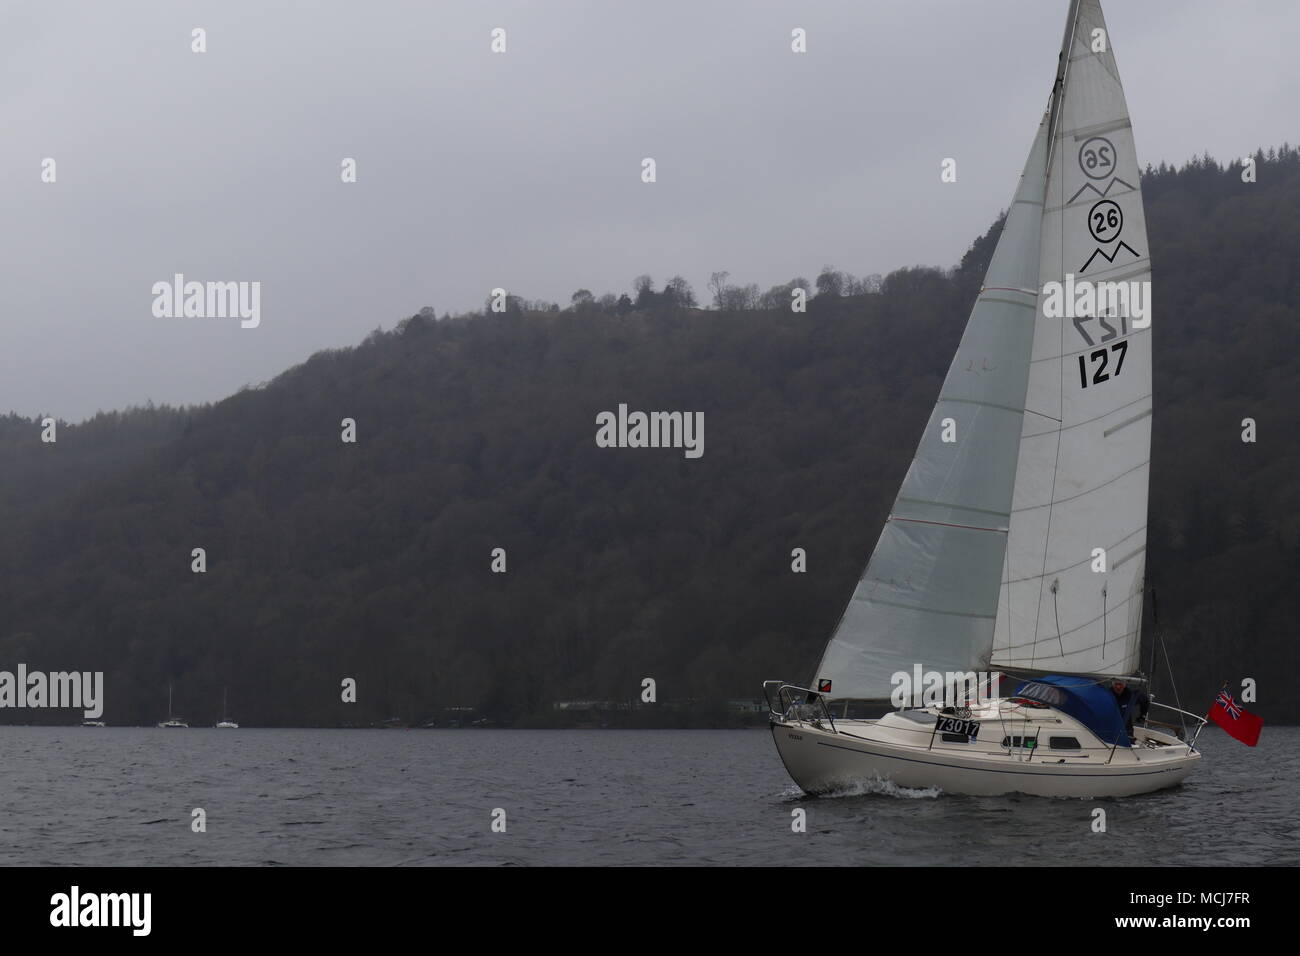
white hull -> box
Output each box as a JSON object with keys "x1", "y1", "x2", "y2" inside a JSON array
[{"x1": 771, "y1": 700, "x2": 1199, "y2": 799}]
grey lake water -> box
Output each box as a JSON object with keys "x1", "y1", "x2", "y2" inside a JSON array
[{"x1": 0, "y1": 726, "x2": 1295, "y2": 866}]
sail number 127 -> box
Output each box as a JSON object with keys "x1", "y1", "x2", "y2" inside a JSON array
[{"x1": 1078, "y1": 341, "x2": 1127, "y2": 388}]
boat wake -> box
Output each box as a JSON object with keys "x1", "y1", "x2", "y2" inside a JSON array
[{"x1": 781, "y1": 779, "x2": 943, "y2": 801}]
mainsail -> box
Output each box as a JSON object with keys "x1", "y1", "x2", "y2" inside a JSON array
[
  {"x1": 813, "y1": 0, "x2": 1149, "y2": 699},
  {"x1": 991, "y1": 0, "x2": 1152, "y2": 677}
]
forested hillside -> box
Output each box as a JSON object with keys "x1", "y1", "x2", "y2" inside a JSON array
[{"x1": 2, "y1": 146, "x2": 1297, "y2": 725}]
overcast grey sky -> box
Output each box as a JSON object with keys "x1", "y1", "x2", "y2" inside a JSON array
[{"x1": 3, "y1": 0, "x2": 1296, "y2": 421}]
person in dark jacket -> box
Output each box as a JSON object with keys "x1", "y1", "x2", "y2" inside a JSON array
[{"x1": 1110, "y1": 679, "x2": 1150, "y2": 743}]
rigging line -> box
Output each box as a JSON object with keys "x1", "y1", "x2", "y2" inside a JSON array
[
  {"x1": 1155, "y1": 599, "x2": 1189, "y2": 742},
  {"x1": 1029, "y1": 296, "x2": 1068, "y2": 642},
  {"x1": 997, "y1": 626, "x2": 1141, "y2": 665},
  {"x1": 1029, "y1": 585, "x2": 1039, "y2": 671},
  {"x1": 1044, "y1": 0, "x2": 1082, "y2": 174},
  {"x1": 1102, "y1": 582, "x2": 1109, "y2": 660},
  {"x1": 1030, "y1": 3, "x2": 1075, "y2": 649},
  {"x1": 1022, "y1": 391, "x2": 1152, "y2": 435},
  {"x1": 1051, "y1": 581, "x2": 1066, "y2": 657},
  {"x1": 1147, "y1": 587, "x2": 1159, "y2": 697},
  {"x1": 1000, "y1": 592, "x2": 1140, "y2": 653},
  {"x1": 997, "y1": 547, "x2": 1014, "y2": 672},
  {"x1": 1011, "y1": 458, "x2": 1149, "y2": 514},
  {"x1": 997, "y1": 578, "x2": 1147, "y2": 660},
  {"x1": 1002, "y1": 526, "x2": 1145, "y2": 584}
]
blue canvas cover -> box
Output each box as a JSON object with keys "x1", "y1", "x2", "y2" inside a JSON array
[{"x1": 1012, "y1": 675, "x2": 1130, "y2": 747}]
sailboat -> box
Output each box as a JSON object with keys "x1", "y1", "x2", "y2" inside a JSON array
[
  {"x1": 157, "y1": 682, "x2": 188, "y2": 728},
  {"x1": 766, "y1": 0, "x2": 1208, "y2": 799},
  {"x1": 216, "y1": 687, "x2": 239, "y2": 729}
]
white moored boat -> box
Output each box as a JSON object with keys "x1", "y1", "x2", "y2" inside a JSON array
[
  {"x1": 157, "y1": 682, "x2": 189, "y2": 728},
  {"x1": 216, "y1": 687, "x2": 239, "y2": 728},
  {"x1": 767, "y1": 0, "x2": 1207, "y2": 799}
]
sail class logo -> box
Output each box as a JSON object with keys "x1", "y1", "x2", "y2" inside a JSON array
[
  {"x1": 889, "y1": 667, "x2": 1001, "y2": 709},
  {"x1": 49, "y1": 886, "x2": 151, "y2": 936},
  {"x1": 1041, "y1": 274, "x2": 1150, "y2": 328},
  {"x1": 595, "y1": 404, "x2": 704, "y2": 459},
  {"x1": 0, "y1": 665, "x2": 103, "y2": 718},
  {"x1": 151, "y1": 273, "x2": 261, "y2": 328}
]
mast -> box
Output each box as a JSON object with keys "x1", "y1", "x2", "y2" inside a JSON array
[{"x1": 1045, "y1": 0, "x2": 1083, "y2": 174}]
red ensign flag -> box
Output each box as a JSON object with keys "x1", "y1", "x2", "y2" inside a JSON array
[{"x1": 1207, "y1": 690, "x2": 1263, "y2": 747}]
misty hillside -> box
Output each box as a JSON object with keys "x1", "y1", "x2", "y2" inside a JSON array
[{"x1": 2, "y1": 146, "x2": 1298, "y2": 726}]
